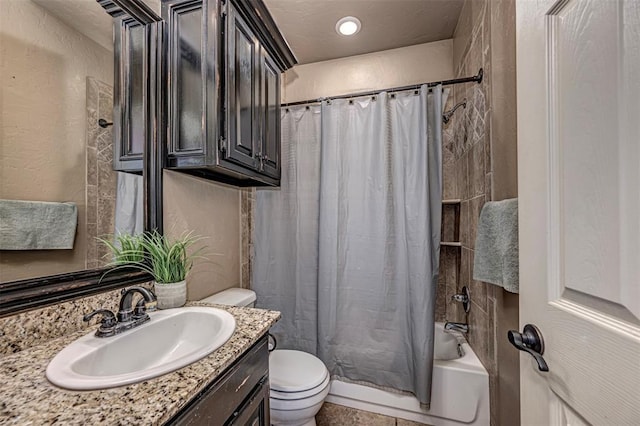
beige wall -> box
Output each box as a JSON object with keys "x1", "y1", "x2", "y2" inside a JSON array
[
  {"x1": 163, "y1": 171, "x2": 241, "y2": 301},
  {"x1": 0, "y1": 0, "x2": 113, "y2": 282},
  {"x1": 282, "y1": 39, "x2": 453, "y2": 103}
]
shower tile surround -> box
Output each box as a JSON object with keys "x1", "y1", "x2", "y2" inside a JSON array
[
  {"x1": 240, "y1": 188, "x2": 256, "y2": 289},
  {"x1": 86, "y1": 77, "x2": 116, "y2": 270},
  {"x1": 438, "y1": 1, "x2": 520, "y2": 425}
]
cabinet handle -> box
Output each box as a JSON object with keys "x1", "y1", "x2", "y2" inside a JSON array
[{"x1": 235, "y1": 375, "x2": 250, "y2": 393}]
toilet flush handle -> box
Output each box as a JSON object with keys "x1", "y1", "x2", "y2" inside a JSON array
[{"x1": 268, "y1": 333, "x2": 277, "y2": 352}]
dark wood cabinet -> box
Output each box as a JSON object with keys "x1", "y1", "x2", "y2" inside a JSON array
[
  {"x1": 228, "y1": 377, "x2": 270, "y2": 425},
  {"x1": 164, "y1": 0, "x2": 218, "y2": 168},
  {"x1": 163, "y1": 0, "x2": 294, "y2": 187},
  {"x1": 166, "y1": 335, "x2": 270, "y2": 426},
  {"x1": 225, "y1": 3, "x2": 261, "y2": 172},
  {"x1": 257, "y1": 46, "x2": 281, "y2": 179},
  {"x1": 112, "y1": 14, "x2": 148, "y2": 173}
]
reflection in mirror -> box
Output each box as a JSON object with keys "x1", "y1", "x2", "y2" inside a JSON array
[{"x1": 0, "y1": 0, "x2": 143, "y2": 282}]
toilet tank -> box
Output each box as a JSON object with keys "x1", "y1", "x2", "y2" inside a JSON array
[{"x1": 200, "y1": 288, "x2": 256, "y2": 307}]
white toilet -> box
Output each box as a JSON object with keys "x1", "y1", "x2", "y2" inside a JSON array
[{"x1": 200, "y1": 288, "x2": 330, "y2": 426}]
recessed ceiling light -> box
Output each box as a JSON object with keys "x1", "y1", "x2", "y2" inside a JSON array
[{"x1": 336, "y1": 16, "x2": 361, "y2": 36}]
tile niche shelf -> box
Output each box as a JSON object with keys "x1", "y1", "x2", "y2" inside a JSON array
[{"x1": 441, "y1": 199, "x2": 461, "y2": 247}]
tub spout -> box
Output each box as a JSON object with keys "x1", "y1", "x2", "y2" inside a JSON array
[{"x1": 444, "y1": 322, "x2": 469, "y2": 334}]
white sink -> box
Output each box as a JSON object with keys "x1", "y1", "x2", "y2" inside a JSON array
[{"x1": 46, "y1": 306, "x2": 235, "y2": 390}]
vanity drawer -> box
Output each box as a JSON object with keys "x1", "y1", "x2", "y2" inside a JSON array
[{"x1": 167, "y1": 335, "x2": 269, "y2": 426}]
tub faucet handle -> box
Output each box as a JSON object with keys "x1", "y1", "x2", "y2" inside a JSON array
[
  {"x1": 451, "y1": 286, "x2": 470, "y2": 313},
  {"x1": 451, "y1": 293, "x2": 468, "y2": 303}
]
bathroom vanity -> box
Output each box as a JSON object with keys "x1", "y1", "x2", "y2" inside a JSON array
[
  {"x1": 168, "y1": 335, "x2": 270, "y2": 425},
  {"x1": 0, "y1": 303, "x2": 279, "y2": 425}
]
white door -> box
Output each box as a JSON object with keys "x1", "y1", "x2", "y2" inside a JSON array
[{"x1": 516, "y1": 0, "x2": 640, "y2": 424}]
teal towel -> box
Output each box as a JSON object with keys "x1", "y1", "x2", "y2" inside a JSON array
[
  {"x1": 0, "y1": 200, "x2": 78, "y2": 250},
  {"x1": 472, "y1": 198, "x2": 519, "y2": 293}
]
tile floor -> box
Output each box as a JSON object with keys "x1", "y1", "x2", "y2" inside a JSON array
[{"x1": 316, "y1": 403, "x2": 432, "y2": 426}]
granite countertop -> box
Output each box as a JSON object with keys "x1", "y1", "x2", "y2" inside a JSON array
[{"x1": 0, "y1": 302, "x2": 280, "y2": 425}]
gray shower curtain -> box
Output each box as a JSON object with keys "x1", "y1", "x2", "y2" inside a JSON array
[{"x1": 254, "y1": 85, "x2": 442, "y2": 405}]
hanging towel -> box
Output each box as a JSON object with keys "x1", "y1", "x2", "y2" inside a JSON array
[
  {"x1": 0, "y1": 200, "x2": 78, "y2": 250},
  {"x1": 114, "y1": 172, "x2": 144, "y2": 237},
  {"x1": 472, "y1": 198, "x2": 519, "y2": 293}
]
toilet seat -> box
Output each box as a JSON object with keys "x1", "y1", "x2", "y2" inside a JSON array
[
  {"x1": 269, "y1": 350, "x2": 329, "y2": 393},
  {"x1": 271, "y1": 373, "x2": 330, "y2": 401},
  {"x1": 270, "y1": 378, "x2": 330, "y2": 412},
  {"x1": 269, "y1": 350, "x2": 330, "y2": 425}
]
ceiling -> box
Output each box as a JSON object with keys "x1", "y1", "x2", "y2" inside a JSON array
[
  {"x1": 33, "y1": 0, "x2": 463, "y2": 66},
  {"x1": 263, "y1": 0, "x2": 465, "y2": 65},
  {"x1": 32, "y1": 0, "x2": 114, "y2": 51},
  {"x1": 32, "y1": 0, "x2": 162, "y2": 52}
]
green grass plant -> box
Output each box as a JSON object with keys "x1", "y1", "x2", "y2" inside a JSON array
[
  {"x1": 99, "y1": 230, "x2": 206, "y2": 284},
  {"x1": 98, "y1": 232, "x2": 145, "y2": 264},
  {"x1": 138, "y1": 230, "x2": 206, "y2": 284}
]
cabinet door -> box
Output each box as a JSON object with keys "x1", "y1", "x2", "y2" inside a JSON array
[
  {"x1": 113, "y1": 16, "x2": 146, "y2": 172},
  {"x1": 166, "y1": 1, "x2": 206, "y2": 164},
  {"x1": 258, "y1": 47, "x2": 281, "y2": 180},
  {"x1": 227, "y1": 377, "x2": 270, "y2": 426},
  {"x1": 225, "y1": 4, "x2": 259, "y2": 170},
  {"x1": 165, "y1": 337, "x2": 269, "y2": 426}
]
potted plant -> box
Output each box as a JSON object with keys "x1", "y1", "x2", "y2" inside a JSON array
[
  {"x1": 98, "y1": 232, "x2": 145, "y2": 265},
  {"x1": 100, "y1": 230, "x2": 206, "y2": 309}
]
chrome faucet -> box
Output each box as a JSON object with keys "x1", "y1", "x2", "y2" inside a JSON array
[
  {"x1": 83, "y1": 286, "x2": 157, "y2": 338},
  {"x1": 444, "y1": 322, "x2": 469, "y2": 334}
]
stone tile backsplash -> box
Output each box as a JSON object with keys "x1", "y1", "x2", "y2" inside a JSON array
[{"x1": 0, "y1": 289, "x2": 123, "y2": 357}]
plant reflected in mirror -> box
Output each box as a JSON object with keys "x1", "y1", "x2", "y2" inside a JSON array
[
  {"x1": 97, "y1": 233, "x2": 145, "y2": 265},
  {"x1": 99, "y1": 231, "x2": 207, "y2": 284}
]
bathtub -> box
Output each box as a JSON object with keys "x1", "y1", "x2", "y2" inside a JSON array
[{"x1": 325, "y1": 322, "x2": 489, "y2": 426}]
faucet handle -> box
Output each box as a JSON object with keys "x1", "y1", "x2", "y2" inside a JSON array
[
  {"x1": 451, "y1": 286, "x2": 471, "y2": 313},
  {"x1": 133, "y1": 298, "x2": 156, "y2": 318},
  {"x1": 83, "y1": 309, "x2": 117, "y2": 328},
  {"x1": 451, "y1": 294, "x2": 468, "y2": 303},
  {"x1": 118, "y1": 286, "x2": 157, "y2": 322}
]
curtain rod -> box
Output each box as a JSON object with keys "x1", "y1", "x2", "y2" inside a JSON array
[{"x1": 281, "y1": 68, "x2": 483, "y2": 108}]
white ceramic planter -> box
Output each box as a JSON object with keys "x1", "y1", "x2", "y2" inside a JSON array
[{"x1": 154, "y1": 280, "x2": 187, "y2": 309}]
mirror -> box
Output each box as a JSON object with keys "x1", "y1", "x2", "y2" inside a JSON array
[{"x1": 0, "y1": 0, "x2": 162, "y2": 315}]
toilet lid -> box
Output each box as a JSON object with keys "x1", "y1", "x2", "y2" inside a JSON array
[{"x1": 269, "y1": 350, "x2": 328, "y2": 393}]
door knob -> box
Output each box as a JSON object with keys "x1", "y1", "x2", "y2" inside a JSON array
[{"x1": 508, "y1": 324, "x2": 549, "y2": 372}]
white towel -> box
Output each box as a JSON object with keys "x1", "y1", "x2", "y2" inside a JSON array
[
  {"x1": 472, "y1": 198, "x2": 519, "y2": 293},
  {"x1": 0, "y1": 199, "x2": 78, "y2": 250}
]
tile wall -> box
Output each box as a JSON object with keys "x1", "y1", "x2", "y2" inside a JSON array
[
  {"x1": 438, "y1": 1, "x2": 520, "y2": 425},
  {"x1": 240, "y1": 188, "x2": 255, "y2": 289},
  {"x1": 86, "y1": 77, "x2": 116, "y2": 269}
]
